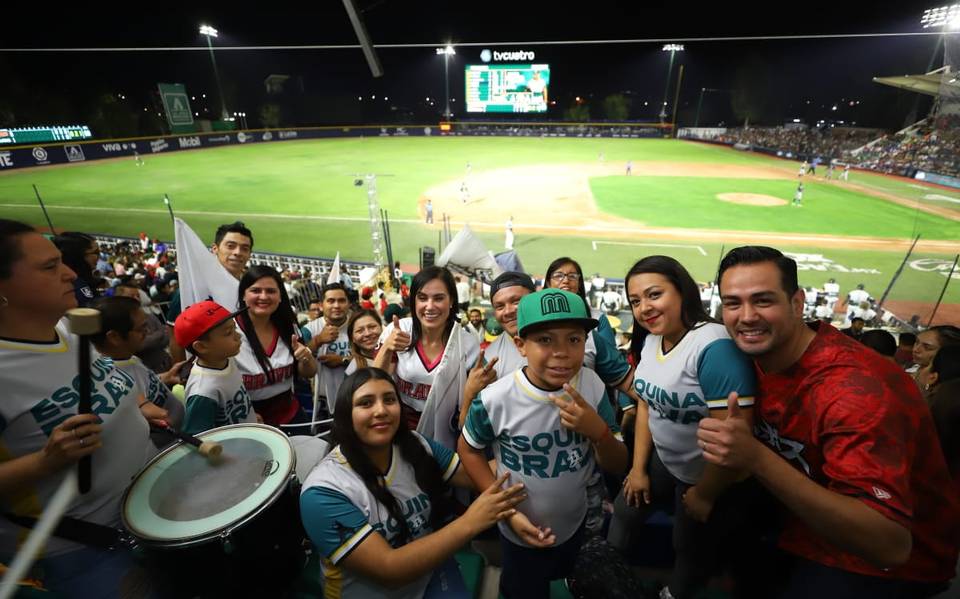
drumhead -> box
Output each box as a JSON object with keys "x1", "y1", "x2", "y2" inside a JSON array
[{"x1": 122, "y1": 424, "x2": 295, "y2": 545}]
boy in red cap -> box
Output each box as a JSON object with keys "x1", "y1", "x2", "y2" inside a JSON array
[{"x1": 174, "y1": 300, "x2": 257, "y2": 434}]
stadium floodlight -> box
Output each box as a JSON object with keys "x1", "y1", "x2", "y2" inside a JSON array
[
  {"x1": 200, "y1": 24, "x2": 229, "y2": 121},
  {"x1": 659, "y1": 44, "x2": 684, "y2": 121},
  {"x1": 436, "y1": 45, "x2": 456, "y2": 120},
  {"x1": 921, "y1": 5, "x2": 960, "y2": 28}
]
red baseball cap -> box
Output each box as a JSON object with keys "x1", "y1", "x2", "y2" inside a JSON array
[{"x1": 174, "y1": 300, "x2": 246, "y2": 350}]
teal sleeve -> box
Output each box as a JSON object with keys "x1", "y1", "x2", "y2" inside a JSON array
[
  {"x1": 591, "y1": 328, "x2": 631, "y2": 387},
  {"x1": 617, "y1": 390, "x2": 635, "y2": 411},
  {"x1": 597, "y1": 390, "x2": 620, "y2": 434},
  {"x1": 697, "y1": 338, "x2": 757, "y2": 409},
  {"x1": 165, "y1": 289, "x2": 182, "y2": 327},
  {"x1": 595, "y1": 314, "x2": 617, "y2": 346},
  {"x1": 423, "y1": 434, "x2": 461, "y2": 482},
  {"x1": 299, "y1": 326, "x2": 312, "y2": 344},
  {"x1": 461, "y1": 396, "x2": 495, "y2": 449},
  {"x1": 182, "y1": 394, "x2": 218, "y2": 435},
  {"x1": 300, "y1": 486, "x2": 373, "y2": 564}
]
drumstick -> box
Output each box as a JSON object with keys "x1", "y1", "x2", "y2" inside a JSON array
[
  {"x1": 153, "y1": 425, "x2": 223, "y2": 460},
  {"x1": 67, "y1": 308, "x2": 101, "y2": 495}
]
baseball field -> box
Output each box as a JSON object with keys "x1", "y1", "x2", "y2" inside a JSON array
[{"x1": 0, "y1": 135, "x2": 958, "y2": 321}]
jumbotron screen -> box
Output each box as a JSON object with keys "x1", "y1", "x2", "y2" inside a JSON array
[{"x1": 465, "y1": 64, "x2": 551, "y2": 113}]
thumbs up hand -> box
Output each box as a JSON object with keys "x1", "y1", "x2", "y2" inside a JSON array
[
  {"x1": 292, "y1": 335, "x2": 313, "y2": 363},
  {"x1": 696, "y1": 392, "x2": 758, "y2": 471},
  {"x1": 384, "y1": 316, "x2": 411, "y2": 353}
]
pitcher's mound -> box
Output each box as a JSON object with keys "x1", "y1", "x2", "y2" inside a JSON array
[{"x1": 717, "y1": 193, "x2": 787, "y2": 207}]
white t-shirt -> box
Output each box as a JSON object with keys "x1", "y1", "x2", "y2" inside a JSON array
[
  {"x1": 632, "y1": 323, "x2": 756, "y2": 484},
  {"x1": 110, "y1": 355, "x2": 184, "y2": 436},
  {"x1": 306, "y1": 317, "x2": 351, "y2": 413},
  {"x1": 300, "y1": 433, "x2": 459, "y2": 599},
  {"x1": 484, "y1": 333, "x2": 526, "y2": 380},
  {"x1": 235, "y1": 325, "x2": 296, "y2": 402},
  {"x1": 463, "y1": 368, "x2": 618, "y2": 547},
  {"x1": 0, "y1": 322, "x2": 152, "y2": 557},
  {"x1": 182, "y1": 358, "x2": 257, "y2": 435}
]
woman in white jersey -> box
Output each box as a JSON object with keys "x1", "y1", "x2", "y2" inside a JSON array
[
  {"x1": 235, "y1": 265, "x2": 316, "y2": 428},
  {"x1": 608, "y1": 255, "x2": 757, "y2": 599},
  {"x1": 345, "y1": 309, "x2": 383, "y2": 376},
  {"x1": 374, "y1": 267, "x2": 480, "y2": 436},
  {"x1": 300, "y1": 367, "x2": 524, "y2": 599},
  {"x1": 0, "y1": 220, "x2": 153, "y2": 598}
]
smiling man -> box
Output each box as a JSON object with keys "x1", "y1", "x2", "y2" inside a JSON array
[
  {"x1": 698, "y1": 245, "x2": 960, "y2": 598},
  {"x1": 166, "y1": 222, "x2": 254, "y2": 362}
]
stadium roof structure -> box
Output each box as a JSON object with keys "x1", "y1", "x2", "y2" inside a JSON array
[{"x1": 873, "y1": 65, "x2": 959, "y2": 97}]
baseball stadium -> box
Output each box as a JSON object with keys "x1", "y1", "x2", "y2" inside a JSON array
[{"x1": 2, "y1": 4, "x2": 960, "y2": 599}]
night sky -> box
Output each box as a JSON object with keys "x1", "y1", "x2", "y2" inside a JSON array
[{"x1": 0, "y1": 1, "x2": 948, "y2": 132}]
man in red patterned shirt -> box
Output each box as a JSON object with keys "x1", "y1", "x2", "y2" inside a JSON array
[{"x1": 697, "y1": 246, "x2": 959, "y2": 598}]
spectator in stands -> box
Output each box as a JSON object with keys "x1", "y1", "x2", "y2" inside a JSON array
[
  {"x1": 114, "y1": 277, "x2": 173, "y2": 375},
  {"x1": 152, "y1": 278, "x2": 174, "y2": 306},
  {"x1": 465, "y1": 308, "x2": 485, "y2": 344},
  {"x1": 928, "y1": 346, "x2": 960, "y2": 487},
  {"x1": 166, "y1": 221, "x2": 254, "y2": 362},
  {"x1": 860, "y1": 329, "x2": 897, "y2": 361},
  {"x1": 911, "y1": 325, "x2": 960, "y2": 377},
  {"x1": 306, "y1": 299, "x2": 322, "y2": 323},
  {"x1": 299, "y1": 367, "x2": 524, "y2": 599},
  {"x1": 374, "y1": 266, "x2": 480, "y2": 435},
  {"x1": 344, "y1": 309, "x2": 383, "y2": 375},
  {"x1": 842, "y1": 317, "x2": 866, "y2": 341},
  {"x1": 360, "y1": 286, "x2": 376, "y2": 311},
  {"x1": 700, "y1": 245, "x2": 960, "y2": 597},
  {"x1": 306, "y1": 283, "x2": 353, "y2": 416},
  {"x1": 920, "y1": 344, "x2": 960, "y2": 399},
  {"x1": 814, "y1": 297, "x2": 833, "y2": 323},
  {"x1": 53, "y1": 231, "x2": 101, "y2": 307},
  {"x1": 0, "y1": 219, "x2": 153, "y2": 598},
  {"x1": 235, "y1": 265, "x2": 316, "y2": 429},
  {"x1": 895, "y1": 332, "x2": 917, "y2": 368}
]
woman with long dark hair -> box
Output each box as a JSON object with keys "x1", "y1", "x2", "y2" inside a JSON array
[
  {"x1": 53, "y1": 231, "x2": 101, "y2": 307},
  {"x1": 607, "y1": 255, "x2": 757, "y2": 599},
  {"x1": 235, "y1": 264, "x2": 317, "y2": 428},
  {"x1": 299, "y1": 367, "x2": 524, "y2": 598},
  {"x1": 345, "y1": 308, "x2": 383, "y2": 375},
  {"x1": 373, "y1": 266, "x2": 480, "y2": 437}
]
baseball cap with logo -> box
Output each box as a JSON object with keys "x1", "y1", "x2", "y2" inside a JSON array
[
  {"x1": 174, "y1": 300, "x2": 246, "y2": 350},
  {"x1": 517, "y1": 289, "x2": 597, "y2": 337}
]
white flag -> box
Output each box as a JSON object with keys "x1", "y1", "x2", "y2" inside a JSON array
[
  {"x1": 327, "y1": 252, "x2": 341, "y2": 286},
  {"x1": 416, "y1": 322, "x2": 466, "y2": 451},
  {"x1": 173, "y1": 217, "x2": 240, "y2": 310}
]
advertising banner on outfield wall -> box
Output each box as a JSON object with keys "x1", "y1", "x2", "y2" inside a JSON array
[{"x1": 0, "y1": 126, "x2": 441, "y2": 171}]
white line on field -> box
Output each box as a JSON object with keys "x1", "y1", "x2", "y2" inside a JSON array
[{"x1": 592, "y1": 240, "x2": 707, "y2": 256}]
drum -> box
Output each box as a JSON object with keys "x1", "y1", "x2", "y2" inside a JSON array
[{"x1": 122, "y1": 424, "x2": 305, "y2": 598}]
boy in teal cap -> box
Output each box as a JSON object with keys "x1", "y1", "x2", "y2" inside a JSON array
[{"x1": 458, "y1": 288, "x2": 628, "y2": 599}]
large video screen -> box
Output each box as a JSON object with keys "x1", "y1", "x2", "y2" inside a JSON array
[{"x1": 465, "y1": 64, "x2": 551, "y2": 113}]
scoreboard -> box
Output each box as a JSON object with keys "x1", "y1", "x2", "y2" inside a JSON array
[
  {"x1": 465, "y1": 64, "x2": 551, "y2": 113},
  {"x1": 0, "y1": 125, "x2": 93, "y2": 145}
]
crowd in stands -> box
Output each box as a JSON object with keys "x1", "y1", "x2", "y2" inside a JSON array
[
  {"x1": 3, "y1": 217, "x2": 960, "y2": 599},
  {"x1": 711, "y1": 116, "x2": 960, "y2": 179},
  {"x1": 852, "y1": 116, "x2": 960, "y2": 178}
]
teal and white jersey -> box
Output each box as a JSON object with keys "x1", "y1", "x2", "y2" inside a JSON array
[
  {"x1": 484, "y1": 332, "x2": 526, "y2": 380},
  {"x1": 299, "y1": 432, "x2": 460, "y2": 599},
  {"x1": 462, "y1": 367, "x2": 619, "y2": 547},
  {"x1": 110, "y1": 355, "x2": 184, "y2": 436},
  {"x1": 0, "y1": 321, "x2": 151, "y2": 557},
  {"x1": 182, "y1": 358, "x2": 256, "y2": 435},
  {"x1": 584, "y1": 315, "x2": 631, "y2": 387},
  {"x1": 633, "y1": 322, "x2": 756, "y2": 484},
  {"x1": 307, "y1": 317, "x2": 351, "y2": 413}
]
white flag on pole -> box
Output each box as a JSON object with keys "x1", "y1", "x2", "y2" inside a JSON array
[
  {"x1": 173, "y1": 217, "x2": 240, "y2": 310},
  {"x1": 417, "y1": 322, "x2": 468, "y2": 451},
  {"x1": 327, "y1": 252, "x2": 341, "y2": 286}
]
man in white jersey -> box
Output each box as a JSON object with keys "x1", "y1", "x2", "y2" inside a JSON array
[
  {"x1": 306, "y1": 283, "x2": 352, "y2": 414},
  {"x1": 459, "y1": 288, "x2": 628, "y2": 598},
  {"x1": 175, "y1": 300, "x2": 257, "y2": 434}
]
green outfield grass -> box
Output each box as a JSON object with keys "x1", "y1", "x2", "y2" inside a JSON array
[{"x1": 0, "y1": 136, "x2": 957, "y2": 306}]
